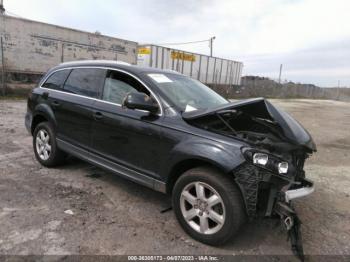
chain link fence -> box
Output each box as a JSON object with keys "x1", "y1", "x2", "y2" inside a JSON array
[{"x1": 209, "y1": 76, "x2": 350, "y2": 102}]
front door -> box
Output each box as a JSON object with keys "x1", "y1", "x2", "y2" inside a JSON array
[{"x1": 90, "y1": 69, "x2": 163, "y2": 179}]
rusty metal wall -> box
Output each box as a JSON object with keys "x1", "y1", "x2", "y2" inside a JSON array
[{"x1": 0, "y1": 15, "x2": 137, "y2": 75}]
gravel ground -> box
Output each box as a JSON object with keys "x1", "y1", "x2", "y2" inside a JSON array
[{"x1": 0, "y1": 99, "x2": 349, "y2": 259}]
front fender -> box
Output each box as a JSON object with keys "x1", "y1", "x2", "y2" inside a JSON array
[{"x1": 162, "y1": 138, "x2": 246, "y2": 179}]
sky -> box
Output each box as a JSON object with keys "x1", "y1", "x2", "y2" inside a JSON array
[{"x1": 4, "y1": 0, "x2": 350, "y2": 87}]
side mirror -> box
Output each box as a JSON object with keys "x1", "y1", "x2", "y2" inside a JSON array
[{"x1": 123, "y1": 92, "x2": 159, "y2": 114}]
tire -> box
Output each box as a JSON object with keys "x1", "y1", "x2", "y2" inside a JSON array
[
  {"x1": 172, "y1": 166, "x2": 246, "y2": 246},
  {"x1": 33, "y1": 122, "x2": 65, "y2": 167}
]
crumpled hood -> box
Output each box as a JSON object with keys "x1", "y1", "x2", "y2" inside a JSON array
[{"x1": 182, "y1": 98, "x2": 317, "y2": 152}]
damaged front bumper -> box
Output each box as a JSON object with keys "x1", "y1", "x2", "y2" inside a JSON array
[
  {"x1": 276, "y1": 178, "x2": 314, "y2": 260},
  {"x1": 274, "y1": 200, "x2": 305, "y2": 260},
  {"x1": 234, "y1": 163, "x2": 314, "y2": 261},
  {"x1": 234, "y1": 163, "x2": 314, "y2": 217},
  {"x1": 284, "y1": 178, "x2": 314, "y2": 203}
]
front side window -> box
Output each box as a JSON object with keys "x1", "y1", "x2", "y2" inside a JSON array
[
  {"x1": 64, "y1": 68, "x2": 106, "y2": 98},
  {"x1": 146, "y1": 73, "x2": 228, "y2": 112},
  {"x1": 102, "y1": 70, "x2": 150, "y2": 105},
  {"x1": 42, "y1": 69, "x2": 71, "y2": 90}
]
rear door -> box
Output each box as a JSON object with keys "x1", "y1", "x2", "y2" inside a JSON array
[
  {"x1": 55, "y1": 67, "x2": 106, "y2": 150},
  {"x1": 90, "y1": 69, "x2": 163, "y2": 179},
  {"x1": 40, "y1": 69, "x2": 72, "y2": 138}
]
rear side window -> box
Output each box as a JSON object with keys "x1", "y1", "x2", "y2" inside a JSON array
[
  {"x1": 64, "y1": 68, "x2": 106, "y2": 98},
  {"x1": 42, "y1": 70, "x2": 71, "y2": 90}
]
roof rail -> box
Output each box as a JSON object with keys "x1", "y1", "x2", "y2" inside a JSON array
[{"x1": 60, "y1": 60, "x2": 132, "y2": 66}]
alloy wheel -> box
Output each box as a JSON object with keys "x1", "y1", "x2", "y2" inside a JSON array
[
  {"x1": 180, "y1": 181, "x2": 226, "y2": 235},
  {"x1": 35, "y1": 129, "x2": 51, "y2": 161}
]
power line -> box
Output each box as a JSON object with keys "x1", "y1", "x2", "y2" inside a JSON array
[
  {"x1": 4, "y1": 10, "x2": 23, "y2": 18},
  {"x1": 155, "y1": 36, "x2": 216, "y2": 57},
  {"x1": 155, "y1": 39, "x2": 210, "y2": 46}
]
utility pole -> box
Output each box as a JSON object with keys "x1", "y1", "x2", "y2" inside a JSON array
[
  {"x1": 0, "y1": 0, "x2": 5, "y2": 95},
  {"x1": 209, "y1": 36, "x2": 216, "y2": 57},
  {"x1": 278, "y1": 64, "x2": 283, "y2": 84},
  {"x1": 0, "y1": 0, "x2": 5, "y2": 14},
  {"x1": 1, "y1": 36, "x2": 4, "y2": 96}
]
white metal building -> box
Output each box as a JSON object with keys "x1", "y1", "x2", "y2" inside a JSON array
[{"x1": 137, "y1": 44, "x2": 243, "y2": 85}]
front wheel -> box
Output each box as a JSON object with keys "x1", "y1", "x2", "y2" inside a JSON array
[{"x1": 172, "y1": 166, "x2": 246, "y2": 245}]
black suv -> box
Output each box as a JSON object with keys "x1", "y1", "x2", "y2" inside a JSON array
[{"x1": 26, "y1": 60, "x2": 315, "y2": 257}]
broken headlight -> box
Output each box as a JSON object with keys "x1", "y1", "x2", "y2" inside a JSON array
[
  {"x1": 278, "y1": 162, "x2": 289, "y2": 174},
  {"x1": 243, "y1": 148, "x2": 292, "y2": 176},
  {"x1": 253, "y1": 153, "x2": 268, "y2": 165}
]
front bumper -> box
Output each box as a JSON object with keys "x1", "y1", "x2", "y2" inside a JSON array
[
  {"x1": 234, "y1": 163, "x2": 314, "y2": 217},
  {"x1": 284, "y1": 178, "x2": 314, "y2": 203},
  {"x1": 234, "y1": 163, "x2": 313, "y2": 259},
  {"x1": 274, "y1": 178, "x2": 314, "y2": 260}
]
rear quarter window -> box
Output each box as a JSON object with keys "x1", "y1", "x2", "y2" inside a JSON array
[
  {"x1": 41, "y1": 69, "x2": 71, "y2": 90},
  {"x1": 63, "y1": 68, "x2": 106, "y2": 98}
]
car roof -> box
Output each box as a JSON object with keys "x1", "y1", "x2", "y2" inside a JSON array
[{"x1": 52, "y1": 60, "x2": 182, "y2": 76}]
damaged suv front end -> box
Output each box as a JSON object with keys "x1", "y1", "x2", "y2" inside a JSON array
[{"x1": 183, "y1": 98, "x2": 316, "y2": 259}]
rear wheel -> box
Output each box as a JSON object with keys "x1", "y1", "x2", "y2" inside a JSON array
[
  {"x1": 33, "y1": 122, "x2": 65, "y2": 167},
  {"x1": 172, "y1": 166, "x2": 246, "y2": 245}
]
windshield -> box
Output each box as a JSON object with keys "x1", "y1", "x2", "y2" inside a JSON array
[{"x1": 146, "y1": 73, "x2": 228, "y2": 112}]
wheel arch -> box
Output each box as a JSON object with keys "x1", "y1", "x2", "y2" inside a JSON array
[
  {"x1": 166, "y1": 158, "x2": 225, "y2": 194},
  {"x1": 163, "y1": 140, "x2": 246, "y2": 194},
  {"x1": 31, "y1": 104, "x2": 57, "y2": 134},
  {"x1": 31, "y1": 114, "x2": 48, "y2": 134},
  {"x1": 165, "y1": 156, "x2": 246, "y2": 197}
]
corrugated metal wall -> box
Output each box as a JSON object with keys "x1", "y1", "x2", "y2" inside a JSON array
[{"x1": 137, "y1": 45, "x2": 243, "y2": 85}]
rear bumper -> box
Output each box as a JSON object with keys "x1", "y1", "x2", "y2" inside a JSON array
[
  {"x1": 25, "y1": 111, "x2": 32, "y2": 134},
  {"x1": 284, "y1": 178, "x2": 314, "y2": 203}
]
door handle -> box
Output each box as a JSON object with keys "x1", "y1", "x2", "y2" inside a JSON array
[
  {"x1": 93, "y1": 111, "x2": 103, "y2": 120},
  {"x1": 52, "y1": 101, "x2": 60, "y2": 107}
]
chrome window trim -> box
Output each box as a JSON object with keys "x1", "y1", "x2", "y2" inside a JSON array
[{"x1": 39, "y1": 66, "x2": 164, "y2": 116}]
